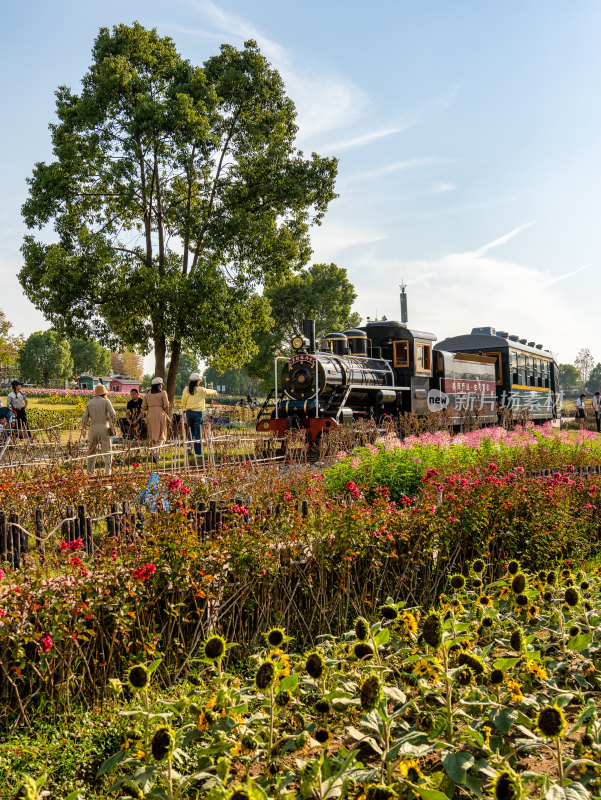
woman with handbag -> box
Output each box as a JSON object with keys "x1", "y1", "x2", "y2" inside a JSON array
[{"x1": 81, "y1": 384, "x2": 116, "y2": 477}]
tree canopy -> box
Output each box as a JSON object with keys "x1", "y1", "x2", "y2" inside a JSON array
[
  {"x1": 70, "y1": 338, "x2": 111, "y2": 376},
  {"x1": 0, "y1": 310, "x2": 23, "y2": 372},
  {"x1": 20, "y1": 24, "x2": 338, "y2": 401},
  {"x1": 248, "y1": 262, "x2": 360, "y2": 386},
  {"x1": 586, "y1": 363, "x2": 601, "y2": 393},
  {"x1": 19, "y1": 331, "x2": 74, "y2": 385}
]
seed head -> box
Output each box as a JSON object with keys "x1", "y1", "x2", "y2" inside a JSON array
[
  {"x1": 121, "y1": 780, "x2": 144, "y2": 799},
  {"x1": 472, "y1": 558, "x2": 486, "y2": 574},
  {"x1": 449, "y1": 573, "x2": 466, "y2": 590},
  {"x1": 353, "y1": 641, "x2": 374, "y2": 660},
  {"x1": 511, "y1": 573, "x2": 526, "y2": 594},
  {"x1": 314, "y1": 697, "x2": 330, "y2": 714},
  {"x1": 507, "y1": 560, "x2": 520, "y2": 575},
  {"x1": 151, "y1": 726, "x2": 174, "y2": 761},
  {"x1": 456, "y1": 665, "x2": 474, "y2": 686},
  {"x1": 128, "y1": 664, "x2": 149, "y2": 690},
  {"x1": 537, "y1": 705, "x2": 566, "y2": 738},
  {"x1": 314, "y1": 727, "x2": 332, "y2": 745},
  {"x1": 482, "y1": 616, "x2": 494, "y2": 628},
  {"x1": 509, "y1": 628, "x2": 524, "y2": 653},
  {"x1": 231, "y1": 790, "x2": 250, "y2": 800},
  {"x1": 359, "y1": 674, "x2": 381, "y2": 712},
  {"x1": 265, "y1": 628, "x2": 285, "y2": 648},
  {"x1": 543, "y1": 591, "x2": 553, "y2": 602},
  {"x1": 276, "y1": 690, "x2": 291, "y2": 707},
  {"x1": 365, "y1": 783, "x2": 396, "y2": 800},
  {"x1": 546, "y1": 571, "x2": 556, "y2": 585},
  {"x1": 515, "y1": 593, "x2": 528, "y2": 607},
  {"x1": 564, "y1": 587, "x2": 579, "y2": 607},
  {"x1": 472, "y1": 577, "x2": 483, "y2": 589},
  {"x1": 354, "y1": 617, "x2": 370, "y2": 640},
  {"x1": 569, "y1": 625, "x2": 580, "y2": 638},
  {"x1": 492, "y1": 770, "x2": 523, "y2": 800},
  {"x1": 456, "y1": 651, "x2": 485, "y2": 676},
  {"x1": 422, "y1": 613, "x2": 442, "y2": 648},
  {"x1": 581, "y1": 580, "x2": 590, "y2": 590},
  {"x1": 255, "y1": 660, "x2": 276, "y2": 690},
  {"x1": 379, "y1": 604, "x2": 398, "y2": 620},
  {"x1": 305, "y1": 652, "x2": 325, "y2": 679},
  {"x1": 490, "y1": 668, "x2": 504, "y2": 685},
  {"x1": 204, "y1": 635, "x2": 226, "y2": 661}
]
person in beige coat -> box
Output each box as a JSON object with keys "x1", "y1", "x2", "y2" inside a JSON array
[
  {"x1": 81, "y1": 384, "x2": 116, "y2": 477},
  {"x1": 142, "y1": 377, "x2": 170, "y2": 459}
]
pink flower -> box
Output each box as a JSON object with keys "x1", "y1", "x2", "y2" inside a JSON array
[
  {"x1": 181, "y1": 487, "x2": 191, "y2": 495},
  {"x1": 68, "y1": 538, "x2": 84, "y2": 551},
  {"x1": 167, "y1": 478, "x2": 182, "y2": 491},
  {"x1": 132, "y1": 462, "x2": 140, "y2": 468},
  {"x1": 346, "y1": 480, "x2": 358, "y2": 492},
  {"x1": 40, "y1": 635, "x2": 53, "y2": 654},
  {"x1": 283, "y1": 491, "x2": 292, "y2": 500},
  {"x1": 0, "y1": 569, "x2": 4, "y2": 580},
  {"x1": 60, "y1": 540, "x2": 68, "y2": 551}
]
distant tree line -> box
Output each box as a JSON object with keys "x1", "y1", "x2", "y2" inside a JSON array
[{"x1": 560, "y1": 348, "x2": 601, "y2": 394}]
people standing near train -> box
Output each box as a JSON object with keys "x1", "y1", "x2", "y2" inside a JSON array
[
  {"x1": 81, "y1": 383, "x2": 116, "y2": 477},
  {"x1": 576, "y1": 393, "x2": 587, "y2": 431},
  {"x1": 7, "y1": 381, "x2": 31, "y2": 438},
  {"x1": 182, "y1": 373, "x2": 218, "y2": 457},
  {"x1": 593, "y1": 391, "x2": 601, "y2": 433},
  {"x1": 142, "y1": 377, "x2": 170, "y2": 461}
]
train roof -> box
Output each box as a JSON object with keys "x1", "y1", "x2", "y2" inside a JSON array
[
  {"x1": 361, "y1": 320, "x2": 436, "y2": 342},
  {"x1": 435, "y1": 332, "x2": 554, "y2": 359}
]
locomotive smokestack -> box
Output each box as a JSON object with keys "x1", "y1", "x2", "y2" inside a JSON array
[
  {"x1": 400, "y1": 282, "x2": 408, "y2": 324},
  {"x1": 303, "y1": 319, "x2": 316, "y2": 353}
]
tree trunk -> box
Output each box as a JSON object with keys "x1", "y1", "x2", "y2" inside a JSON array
[
  {"x1": 165, "y1": 338, "x2": 181, "y2": 405},
  {"x1": 154, "y1": 335, "x2": 166, "y2": 382}
]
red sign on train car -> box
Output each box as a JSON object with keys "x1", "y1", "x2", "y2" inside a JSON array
[
  {"x1": 442, "y1": 378, "x2": 496, "y2": 394},
  {"x1": 289, "y1": 354, "x2": 316, "y2": 366}
]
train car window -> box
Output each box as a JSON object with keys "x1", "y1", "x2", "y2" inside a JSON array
[
  {"x1": 393, "y1": 341, "x2": 409, "y2": 367},
  {"x1": 487, "y1": 350, "x2": 502, "y2": 385},
  {"x1": 415, "y1": 343, "x2": 431, "y2": 372},
  {"x1": 436, "y1": 352, "x2": 444, "y2": 371},
  {"x1": 510, "y1": 351, "x2": 518, "y2": 384}
]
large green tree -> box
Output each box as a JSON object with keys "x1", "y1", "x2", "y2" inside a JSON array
[
  {"x1": 558, "y1": 363, "x2": 581, "y2": 392},
  {"x1": 70, "y1": 338, "x2": 111, "y2": 376},
  {"x1": 586, "y1": 363, "x2": 601, "y2": 393},
  {"x1": 19, "y1": 24, "x2": 337, "y2": 401},
  {"x1": 0, "y1": 309, "x2": 23, "y2": 371},
  {"x1": 248, "y1": 262, "x2": 361, "y2": 385},
  {"x1": 19, "y1": 331, "x2": 74, "y2": 385}
]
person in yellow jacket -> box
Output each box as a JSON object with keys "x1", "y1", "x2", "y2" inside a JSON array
[{"x1": 182, "y1": 373, "x2": 218, "y2": 456}]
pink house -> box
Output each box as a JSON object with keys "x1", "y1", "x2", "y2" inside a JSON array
[{"x1": 109, "y1": 375, "x2": 141, "y2": 393}]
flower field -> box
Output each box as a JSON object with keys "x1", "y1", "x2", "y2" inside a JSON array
[{"x1": 4, "y1": 424, "x2": 601, "y2": 798}]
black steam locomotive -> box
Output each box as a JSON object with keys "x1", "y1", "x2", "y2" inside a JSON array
[{"x1": 257, "y1": 319, "x2": 559, "y2": 443}]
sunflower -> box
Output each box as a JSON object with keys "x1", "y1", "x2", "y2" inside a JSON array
[
  {"x1": 477, "y1": 594, "x2": 493, "y2": 607},
  {"x1": 509, "y1": 629, "x2": 524, "y2": 653},
  {"x1": 422, "y1": 613, "x2": 442, "y2": 648},
  {"x1": 203, "y1": 635, "x2": 226, "y2": 662},
  {"x1": 507, "y1": 560, "x2": 520, "y2": 575},
  {"x1": 472, "y1": 558, "x2": 486, "y2": 574},
  {"x1": 305, "y1": 652, "x2": 325, "y2": 680},
  {"x1": 506, "y1": 678, "x2": 523, "y2": 703},
  {"x1": 354, "y1": 617, "x2": 370, "y2": 641},
  {"x1": 522, "y1": 661, "x2": 548, "y2": 681},
  {"x1": 359, "y1": 674, "x2": 381, "y2": 712},
  {"x1": 255, "y1": 660, "x2": 276, "y2": 690},
  {"x1": 265, "y1": 628, "x2": 285, "y2": 648},
  {"x1": 379, "y1": 604, "x2": 398, "y2": 620},
  {"x1": 151, "y1": 726, "x2": 175, "y2": 761},
  {"x1": 489, "y1": 668, "x2": 504, "y2": 686},
  {"x1": 449, "y1": 573, "x2": 466, "y2": 591},
  {"x1": 492, "y1": 769, "x2": 524, "y2": 800},
  {"x1": 314, "y1": 727, "x2": 332, "y2": 746},
  {"x1": 127, "y1": 664, "x2": 149, "y2": 690},
  {"x1": 565, "y1": 587, "x2": 579, "y2": 607},
  {"x1": 353, "y1": 641, "x2": 374, "y2": 660},
  {"x1": 537, "y1": 705, "x2": 566, "y2": 738},
  {"x1": 395, "y1": 611, "x2": 418, "y2": 638},
  {"x1": 511, "y1": 573, "x2": 527, "y2": 593}
]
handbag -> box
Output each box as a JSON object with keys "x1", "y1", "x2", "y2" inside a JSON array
[{"x1": 105, "y1": 398, "x2": 117, "y2": 436}]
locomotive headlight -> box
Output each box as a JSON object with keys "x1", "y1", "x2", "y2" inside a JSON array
[{"x1": 292, "y1": 335, "x2": 308, "y2": 350}]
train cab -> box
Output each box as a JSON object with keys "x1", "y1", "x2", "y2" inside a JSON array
[{"x1": 361, "y1": 320, "x2": 436, "y2": 414}]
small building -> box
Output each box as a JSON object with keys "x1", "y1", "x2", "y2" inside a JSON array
[
  {"x1": 77, "y1": 374, "x2": 111, "y2": 391},
  {"x1": 109, "y1": 375, "x2": 141, "y2": 393}
]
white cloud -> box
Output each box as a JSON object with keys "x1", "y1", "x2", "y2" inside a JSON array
[
  {"x1": 181, "y1": 0, "x2": 368, "y2": 141},
  {"x1": 344, "y1": 157, "x2": 458, "y2": 184},
  {"x1": 473, "y1": 221, "x2": 538, "y2": 258},
  {"x1": 310, "y1": 220, "x2": 386, "y2": 263}
]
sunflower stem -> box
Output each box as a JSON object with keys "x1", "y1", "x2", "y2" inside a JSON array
[
  {"x1": 556, "y1": 738, "x2": 564, "y2": 784},
  {"x1": 441, "y1": 643, "x2": 453, "y2": 745},
  {"x1": 168, "y1": 754, "x2": 174, "y2": 800},
  {"x1": 268, "y1": 684, "x2": 275, "y2": 759}
]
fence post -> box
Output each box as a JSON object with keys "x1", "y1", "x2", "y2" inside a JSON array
[
  {"x1": 209, "y1": 500, "x2": 217, "y2": 533},
  {"x1": 66, "y1": 505, "x2": 75, "y2": 543},
  {"x1": 197, "y1": 501, "x2": 206, "y2": 540},
  {"x1": 35, "y1": 508, "x2": 45, "y2": 562},
  {"x1": 0, "y1": 511, "x2": 7, "y2": 563},
  {"x1": 9, "y1": 512, "x2": 20, "y2": 569},
  {"x1": 86, "y1": 517, "x2": 94, "y2": 555}
]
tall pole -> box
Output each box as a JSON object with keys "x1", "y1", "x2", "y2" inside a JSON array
[{"x1": 400, "y1": 281, "x2": 408, "y2": 324}]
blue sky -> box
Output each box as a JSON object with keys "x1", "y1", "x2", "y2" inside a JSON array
[{"x1": 1, "y1": 0, "x2": 600, "y2": 366}]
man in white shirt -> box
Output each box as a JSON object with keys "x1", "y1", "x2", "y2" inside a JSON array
[{"x1": 7, "y1": 380, "x2": 30, "y2": 438}]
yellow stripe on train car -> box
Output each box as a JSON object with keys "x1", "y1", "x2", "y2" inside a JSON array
[{"x1": 511, "y1": 385, "x2": 551, "y2": 392}]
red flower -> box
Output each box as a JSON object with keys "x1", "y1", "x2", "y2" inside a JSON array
[
  {"x1": 134, "y1": 562, "x2": 156, "y2": 581},
  {"x1": 346, "y1": 480, "x2": 358, "y2": 492},
  {"x1": 168, "y1": 478, "x2": 182, "y2": 491},
  {"x1": 60, "y1": 540, "x2": 68, "y2": 551},
  {"x1": 40, "y1": 635, "x2": 53, "y2": 654}
]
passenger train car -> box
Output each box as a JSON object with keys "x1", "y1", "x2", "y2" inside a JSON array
[{"x1": 257, "y1": 318, "x2": 557, "y2": 443}]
